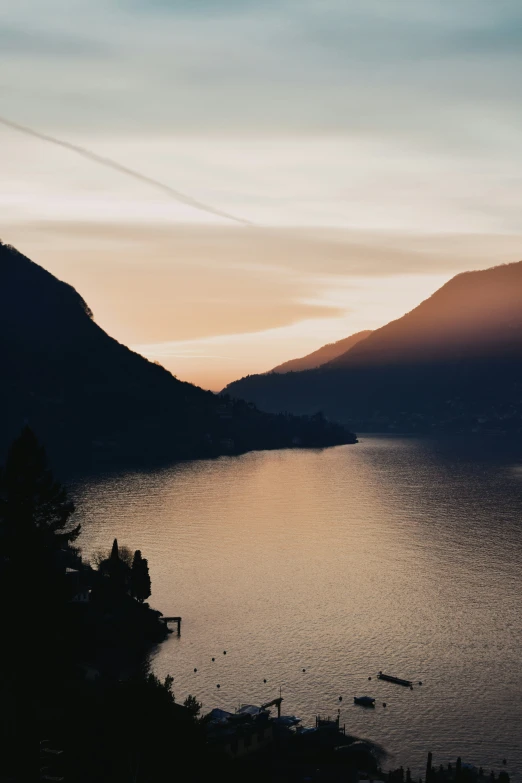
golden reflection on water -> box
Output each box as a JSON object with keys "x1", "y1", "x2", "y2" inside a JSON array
[{"x1": 73, "y1": 437, "x2": 522, "y2": 780}]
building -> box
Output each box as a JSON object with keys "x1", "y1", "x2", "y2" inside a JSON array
[{"x1": 205, "y1": 705, "x2": 274, "y2": 758}]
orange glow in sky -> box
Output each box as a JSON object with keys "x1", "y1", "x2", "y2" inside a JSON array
[{"x1": 6, "y1": 222, "x2": 522, "y2": 390}]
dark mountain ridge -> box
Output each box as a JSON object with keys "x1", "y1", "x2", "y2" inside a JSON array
[
  {"x1": 0, "y1": 241, "x2": 355, "y2": 468},
  {"x1": 225, "y1": 261, "x2": 522, "y2": 434},
  {"x1": 271, "y1": 330, "x2": 372, "y2": 373}
]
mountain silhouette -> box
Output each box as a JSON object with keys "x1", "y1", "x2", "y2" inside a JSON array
[
  {"x1": 270, "y1": 331, "x2": 372, "y2": 373},
  {"x1": 326, "y1": 262, "x2": 522, "y2": 369},
  {"x1": 0, "y1": 241, "x2": 355, "y2": 468},
  {"x1": 224, "y1": 261, "x2": 522, "y2": 434}
]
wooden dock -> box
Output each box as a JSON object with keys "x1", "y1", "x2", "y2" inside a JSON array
[
  {"x1": 161, "y1": 616, "x2": 182, "y2": 635},
  {"x1": 377, "y1": 672, "x2": 412, "y2": 687}
]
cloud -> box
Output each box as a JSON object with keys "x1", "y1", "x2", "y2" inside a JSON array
[
  {"x1": 6, "y1": 219, "x2": 522, "y2": 337},
  {"x1": 2, "y1": 0, "x2": 522, "y2": 141},
  {"x1": 1, "y1": 1, "x2": 522, "y2": 231},
  {"x1": 0, "y1": 25, "x2": 106, "y2": 56}
]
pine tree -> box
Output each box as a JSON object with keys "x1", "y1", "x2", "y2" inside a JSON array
[
  {"x1": 101, "y1": 537, "x2": 131, "y2": 593},
  {"x1": 0, "y1": 426, "x2": 80, "y2": 569},
  {"x1": 130, "y1": 548, "x2": 141, "y2": 599},
  {"x1": 0, "y1": 428, "x2": 81, "y2": 778},
  {"x1": 131, "y1": 549, "x2": 151, "y2": 602},
  {"x1": 183, "y1": 694, "x2": 202, "y2": 719}
]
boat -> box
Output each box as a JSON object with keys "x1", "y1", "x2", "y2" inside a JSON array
[
  {"x1": 353, "y1": 696, "x2": 375, "y2": 707},
  {"x1": 377, "y1": 672, "x2": 412, "y2": 687}
]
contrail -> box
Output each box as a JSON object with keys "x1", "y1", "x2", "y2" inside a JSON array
[{"x1": 0, "y1": 115, "x2": 252, "y2": 226}]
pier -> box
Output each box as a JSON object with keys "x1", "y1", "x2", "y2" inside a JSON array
[
  {"x1": 161, "y1": 616, "x2": 182, "y2": 635},
  {"x1": 377, "y1": 672, "x2": 412, "y2": 687}
]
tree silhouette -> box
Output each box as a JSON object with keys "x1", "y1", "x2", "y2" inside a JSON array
[
  {"x1": 183, "y1": 694, "x2": 202, "y2": 719},
  {"x1": 99, "y1": 537, "x2": 131, "y2": 593},
  {"x1": 91, "y1": 542, "x2": 133, "y2": 569},
  {"x1": 0, "y1": 426, "x2": 80, "y2": 569},
  {"x1": 0, "y1": 428, "x2": 81, "y2": 781},
  {"x1": 131, "y1": 549, "x2": 151, "y2": 602}
]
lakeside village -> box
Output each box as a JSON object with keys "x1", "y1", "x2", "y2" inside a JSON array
[{"x1": 0, "y1": 429, "x2": 514, "y2": 783}]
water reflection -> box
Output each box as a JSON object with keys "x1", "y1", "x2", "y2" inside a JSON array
[{"x1": 72, "y1": 436, "x2": 522, "y2": 781}]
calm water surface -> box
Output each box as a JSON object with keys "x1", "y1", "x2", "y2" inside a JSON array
[{"x1": 73, "y1": 436, "x2": 522, "y2": 779}]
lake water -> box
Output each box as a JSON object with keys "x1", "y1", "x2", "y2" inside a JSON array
[{"x1": 72, "y1": 436, "x2": 522, "y2": 780}]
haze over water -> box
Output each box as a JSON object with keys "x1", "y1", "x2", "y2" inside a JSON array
[{"x1": 73, "y1": 436, "x2": 522, "y2": 780}]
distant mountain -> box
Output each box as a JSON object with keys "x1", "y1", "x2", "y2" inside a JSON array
[
  {"x1": 325, "y1": 262, "x2": 522, "y2": 369},
  {"x1": 224, "y1": 262, "x2": 522, "y2": 434},
  {"x1": 270, "y1": 331, "x2": 372, "y2": 373},
  {"x1": 0, "y1": 241, "x2": 355, "y2": 468}
]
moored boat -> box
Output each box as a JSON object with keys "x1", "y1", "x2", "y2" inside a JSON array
[{"x1": 354, "y1": 696, "x2": 375, "y2": 707}]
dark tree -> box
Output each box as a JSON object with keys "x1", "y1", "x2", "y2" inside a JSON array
[
  {"x1": 91, "y1": 542, "x2": 133, "y2": 568},
  {"x1": 426, "y1": 753, "x2": 433, "y2": 783},
  {"x1": 0, "y1": 426, "x2": 80, "y2": 567},
  {"x1": 131, "y1": 549, "x2": 151, "y2": 602},
  {"x1": 0, "y1": 428, "x2": 80, "y2": 781},
  {"x1": 456, "y1": 758, "x2": 462, "y2": 782},
  {"x1": 183, "y1": 694, "x2": 202, "y2": 719},
  {"x1": 95, "y1": 670, "x2": 207, "y2": 782},
  {"x1": 99, "y1": 537, "x2": 131, "y2": 593}
]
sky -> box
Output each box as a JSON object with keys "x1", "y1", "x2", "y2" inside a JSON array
[{"x1": 2, "y1": 0, "x2": 522, "y2": 389}]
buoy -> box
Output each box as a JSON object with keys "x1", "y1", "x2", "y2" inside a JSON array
[
  {"x1": 194, "y1": 668, "x2": 197, "y2": 673},
  {"x1": 223, "y1": 651, "x2": 227, "y2": 655},
  {"x1": 217, "y1": 684, "x2": 220, "y2": 688},
  {"x1": 368, "y1": 676, "x2": 372, "y2": 681},
  {"x1": 212, "y1": 658, "x2": 215, "y2": 662},
  {"x1": 383, "y1": 703, "x2": 387, "y2": 708},
  {"x1": 263, "y1": 679, "x2": 267, "y2": 683},
  {"x1": 419, "y1": 681, "x2": 422, "y2": 686},
  {"x1": 302, "y1": 668, "x2": 306, "y2": 672}
]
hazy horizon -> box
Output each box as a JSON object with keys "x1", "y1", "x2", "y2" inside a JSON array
[{"x1": 2, "y1": 1, "x2": 522, "y2": 389}]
